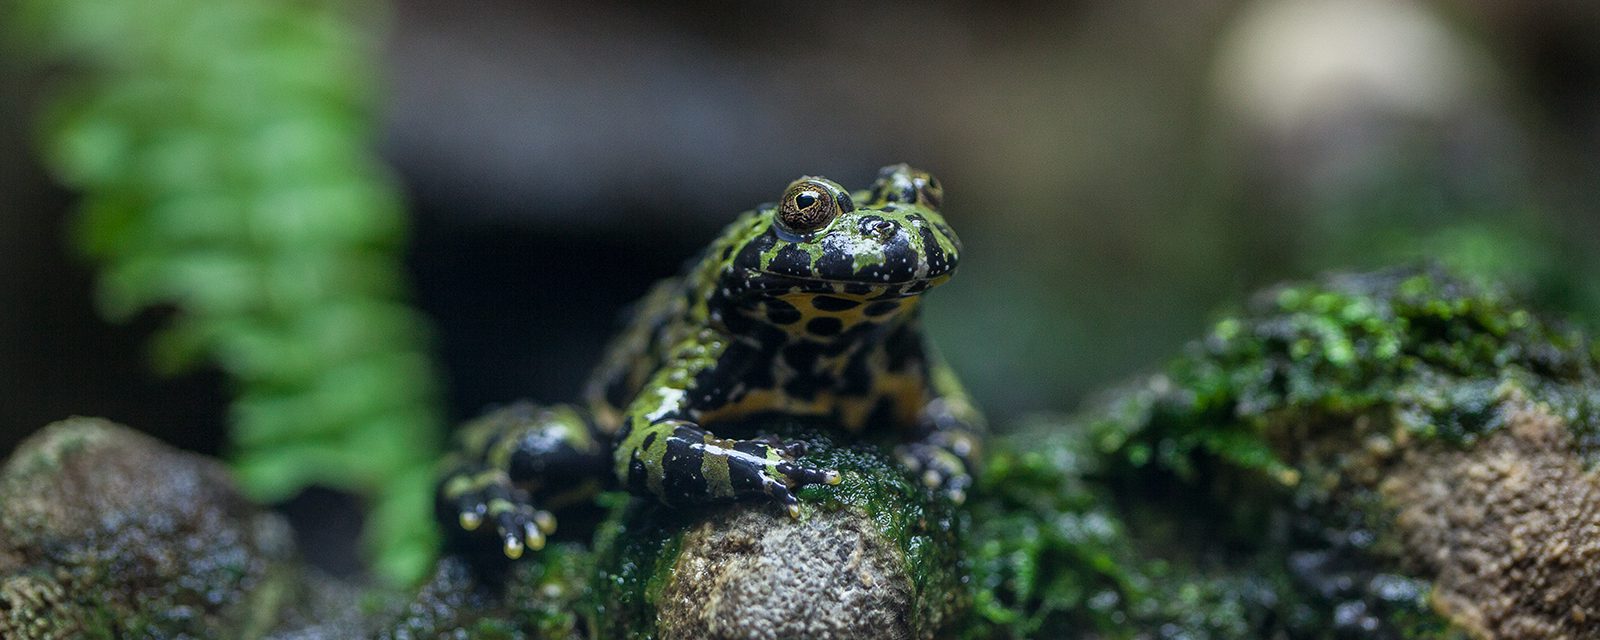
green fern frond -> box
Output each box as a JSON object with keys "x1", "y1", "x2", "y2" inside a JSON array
[{"x1": 12, "y1": 0, "x2": 442, "y2": 583}]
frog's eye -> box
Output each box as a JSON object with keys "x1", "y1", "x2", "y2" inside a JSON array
[
  {"x1": 914, "y1": 174, "x2": 943, "y2": 210},
  {"x1": 778, "y1": 180, "x2": 843, "y2": 233}
]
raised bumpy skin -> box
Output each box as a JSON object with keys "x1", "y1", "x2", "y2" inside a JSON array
[{"x1": 438, "y1": 164, "x2": 985, "y2": 559}]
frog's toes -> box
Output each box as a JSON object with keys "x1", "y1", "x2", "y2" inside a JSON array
[
  {"x1": 442, "y1": 469, "x2": 557, "y2": 559},
  {"x1": 775, "y1": 459, "x2": 841, "y2": 487},
  {"x1": 896, "y1": 443, "x2": 971, "y2": 504},
  {"x1": 488, "y1": 497, "x2": 557, "y2": 558}
]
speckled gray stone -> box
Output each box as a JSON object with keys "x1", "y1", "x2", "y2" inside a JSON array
[{"x1": 657, "y1": 506, "x2": 915, "y2": 640}]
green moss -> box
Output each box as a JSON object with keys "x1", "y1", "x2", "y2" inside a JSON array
[
  {"x1": 589, "y1": 494, "x2": 687, "y2": 640},
  {"x1": 376, "y1": 545, "x2": 591, "y2": 640},
  {"x1": 961, "y1": 266, "x2": 1598, "y2": 638}
]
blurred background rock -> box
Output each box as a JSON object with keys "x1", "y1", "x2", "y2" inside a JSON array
[{"x1": 3, "y1": 0, "x2": 1597, "y2": 537}]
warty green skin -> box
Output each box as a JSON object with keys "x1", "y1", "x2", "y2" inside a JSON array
[{"x1": 439, "y1": 164, "x2": 985, "y2": 559}]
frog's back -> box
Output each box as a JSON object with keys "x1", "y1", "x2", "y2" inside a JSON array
[{"x1": 580, "y1": 210, "x2": 763, "y2": 431}]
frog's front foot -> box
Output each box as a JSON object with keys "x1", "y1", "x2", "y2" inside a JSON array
[
  {"x1": 731, "y1": 436, "x2": 842, "y2": 518},
  {"x1": 895, "y1": 441, "x2": 973, "y2": 504},
  {"x1": 441, "y1": 468, "x2": 557, "y2": 559},
  {"x1": 626, "y1": 422, "x2": 841, "y2": 517}
]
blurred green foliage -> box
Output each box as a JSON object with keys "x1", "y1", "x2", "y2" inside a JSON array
[{"x1": 10, "y1": 0, "x2": 442, "y2": 582}]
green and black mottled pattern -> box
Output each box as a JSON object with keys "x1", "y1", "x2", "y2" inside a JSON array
[{"x1": 439, "y1": 165, "x2": 984, "y2": 559}]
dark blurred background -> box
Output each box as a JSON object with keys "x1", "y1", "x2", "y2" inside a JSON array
[{"x1": 5, "y1": 0, "x2": 1599, "y2": 461}]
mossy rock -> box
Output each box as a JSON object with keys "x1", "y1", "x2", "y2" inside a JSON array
[
  {"x1": 589, "y1": 426, "x2": 968, "y2": 640},
  {"x1": 961, "y1": 266, "x2": 1600, "y2": 638},
  {"x1": 8, "y1": 266, "x2": 1600, "y2": 639},
  {"x1": 0, "y1": 417, "x2": 353, "y2": 639}
]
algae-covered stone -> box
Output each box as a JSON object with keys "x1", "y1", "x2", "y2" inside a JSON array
[
  {"x1": 0, "y1": 417, "x2": 297, "y2": 638},
  {"x1": 591, "y1": 425, "x2": 967, "y2": 640},
  {"x1": 961, "y1": 266, "x2": 1600, "y2": 638}
]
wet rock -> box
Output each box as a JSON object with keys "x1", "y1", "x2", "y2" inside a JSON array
[{"x1": 0, "y1": 417, "x2": 295, "y2": 638}]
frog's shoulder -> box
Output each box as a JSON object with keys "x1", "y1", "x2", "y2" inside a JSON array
[
  {"x1": 582, "y1": 275, "x2": 684, "y2": 428},
  {"x1": 580, "y1": 208, "x2": 768, "y2": 427}
]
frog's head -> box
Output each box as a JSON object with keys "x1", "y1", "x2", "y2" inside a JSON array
[{"x1": 727, "y1": 165, "x2": 961, "y2": 310}]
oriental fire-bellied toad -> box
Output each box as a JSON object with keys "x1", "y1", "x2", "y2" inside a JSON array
[{"x1": 439, "y1": 164, "x2": 984, "y2": 558}]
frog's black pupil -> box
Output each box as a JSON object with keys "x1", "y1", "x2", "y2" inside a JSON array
[{"x1": 795, "y1": 193, "x2": 817, "y2": 210}]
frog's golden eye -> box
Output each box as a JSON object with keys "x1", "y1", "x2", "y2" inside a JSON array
[
  {"x1": 916, "y1": 175, "x2": 943, "y2": 210},
  {"x1": 778, "y1": 180, "x2": 841, "y2": 233}
]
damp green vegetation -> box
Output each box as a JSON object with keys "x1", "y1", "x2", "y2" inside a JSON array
[
  {"x1": 959, "y1": 266, "x2": 1598, "y2": 638},
  {"x1": 9, "y1": 0, "x2": 444, "y2": 581},
  {"x1": 375, "y1": 545, "x2": 592, "y2": 640}
]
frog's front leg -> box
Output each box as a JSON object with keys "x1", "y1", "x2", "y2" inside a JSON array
[
  {"x1": 897, "y1": 362, "x2": 985, "y2": 504},
  {"x1": 438, "y1": 402, "x2": 607, "y2": 559},
  {"x1": 614, "y1": 348, "x2": 840, "y2": 516}
]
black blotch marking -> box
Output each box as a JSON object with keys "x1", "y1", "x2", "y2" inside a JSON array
[
  {"x1": 730, "y1": 232, "x2": 776, "y2": 272},
  {"x1": 866, "y1": 396, "x2": 899, "y2": 429},
  {"x1": 721, "y1": 245, "x2": 735, "y2": 261},
  {"x1": 852, "y1": 232, "x2": 916, "y2": 283},
  {"x1": 728, "y1": 440, "x2": 769, "y2": 494},
  {"x1": 514, "y1": 439, "x2": 607, "y2": 498},
  {"x1": 844, "y1": 283, "x2": 874, "y2": 296},
  {"x1": 839, "y1": 347, "x2": 875, "y2": 392},
  {"x1": 766, "y1": 245, "x2": 814, "y2": 278},
  {"x1": 864, "y1": 300, "x2": 901, "y2": 317},
  {"x1": 783, "y1": 341, "x2": 823, "y2": 373},
  {"x1": 807, "y1": 317, "x2": 843, "y2": 337},
  {"x1": 815, "y1": 244, "x2": 854, "y2": 280},
  {"x1": 822, "y1": 336, "x2": 856, "y2": 356},
  {"x1": 884, "y1": 323, "x2": 922, "y2": 371},
  {"x1": 785, "y1": 372, "x2": 829, "y2": 401},
  {"x1": 918, "y1": 224, "x2": 948, "y2": 274},
  {"x1": 627, "y1": 455, "x2": 649, "y2": 492},
  {"x1": 764, "y1": 298, "x2": 801, "y2": 325},
  {"x1": 721, "y1": 306, "x2": 754, "y2": 334},
  {"x1": 641, "y1": 431, "x2": 658, "y2": 451},
  {"x1": 691, "y1": 341, "x2": 762, "y2": 408},
  {"x1": 661, "y1": 428, "x2": 708, "y2": 504},
  {"x1": 812, "y1": 295, "x2": 860, "y2": 311},
  {"x1": 603, "y1": 372, "x2": 634, "y2": 412},
  {"x1": 837, "y1": 191, "x2": 854, "y2": 213},
  {"x1": 880, "y1": 204, "x2": 899, "y2": 212}
]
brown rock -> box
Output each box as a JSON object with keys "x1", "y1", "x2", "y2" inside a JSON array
[{"x1": 1381, "y1": 402, "x2": 1600, "y2": 639}]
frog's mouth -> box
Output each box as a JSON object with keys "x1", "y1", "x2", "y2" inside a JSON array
[{"x1": 745, "y1": 270, "x2": 950, "y2": 300}]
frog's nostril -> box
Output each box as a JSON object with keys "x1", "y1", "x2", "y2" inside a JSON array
[{"x1": 866, "y1": 219, "x2": 897, "y2": 238}]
